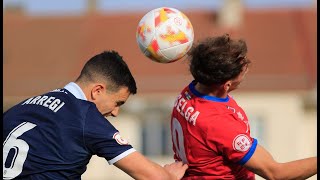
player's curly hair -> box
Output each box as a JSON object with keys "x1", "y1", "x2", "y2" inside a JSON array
[
  {"x1": 188, "y1": 34, "x2": 251, "y2": 86},
  {"x1": 76, "y1": 50, "x2": 137, "y2": 94}
]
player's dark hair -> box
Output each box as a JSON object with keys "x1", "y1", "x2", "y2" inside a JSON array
[
  {"x1": 76, "y1": 50, "x2": 137, "y2": 94},
  {"x1": 188, "y1": 34, "x2": 251, "y2": 86}
]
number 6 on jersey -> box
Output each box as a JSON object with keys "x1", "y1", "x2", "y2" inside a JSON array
[{"x1": 3, "y1": 122, "x2": 36, "y2": 180}]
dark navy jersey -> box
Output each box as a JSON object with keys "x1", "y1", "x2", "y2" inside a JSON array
[{"x1": 3, "y1": 82, "x2": 135, "y2": 180}]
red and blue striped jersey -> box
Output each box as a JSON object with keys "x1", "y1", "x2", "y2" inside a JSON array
[{"x1": 171, "y1": 81, "x2": 257, "y2": 180}]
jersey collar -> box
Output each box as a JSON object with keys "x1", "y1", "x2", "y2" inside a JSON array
[
  {"x1": 64, "y1": 82, "x2": 87, "y2": 101},
  {"x1": 188, "y1": 81, "x2": 229, "y2": 102}
]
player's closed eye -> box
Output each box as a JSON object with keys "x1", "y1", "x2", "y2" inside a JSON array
[{"x1": 116, "y1": 101, "x2": 125, "y2": 107}]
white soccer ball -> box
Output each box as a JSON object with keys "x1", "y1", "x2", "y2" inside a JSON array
[{"x1": 136, "y1": 7, "x2": 194, "y2": 63}]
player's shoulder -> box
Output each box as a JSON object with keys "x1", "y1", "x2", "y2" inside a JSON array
[
  {"x1": 17, "y1": 88, "x2": 95, "y2": 118},
  {"x1": 197, "y1": 100, "x2": 232, "y2": 117},
  {"x1": 197, "y1": 101, "x2": 237, "y2": 126},
  {"x1": 48, "y1": 88, "x2": 93, "y2": 107}
]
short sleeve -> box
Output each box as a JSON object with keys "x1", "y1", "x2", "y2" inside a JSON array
[
  {"x1": 83, "y1": 105, "x2": 135, "y2": 164},
  {"x1": 206, "y1": 114, "x2": 257, "y2": 165}
]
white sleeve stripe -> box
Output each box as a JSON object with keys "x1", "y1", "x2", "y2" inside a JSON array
[{"x1": 108, "y1": 148, "x2": 136, "y2": 165}]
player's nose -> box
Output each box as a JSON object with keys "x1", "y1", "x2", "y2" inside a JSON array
[{"x1": 111, "y1": 107, "x2": 120, "y2": 117}]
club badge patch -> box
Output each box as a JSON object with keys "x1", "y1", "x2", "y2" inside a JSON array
[
  {"x1": 113, "y1": 132, "x2": 129, "y2": 145},
  {"x1": 232, "y1": 134, "x2": 251, "y2": 152}
]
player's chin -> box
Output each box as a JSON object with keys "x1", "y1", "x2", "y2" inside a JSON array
[{"x1": 103, "y1": 113, "x2": 111, "y2": 118}]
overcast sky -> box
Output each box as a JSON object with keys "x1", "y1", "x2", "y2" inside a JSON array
[{"x1": 3, "y1": 0, "x2": 315, "y2": 15}]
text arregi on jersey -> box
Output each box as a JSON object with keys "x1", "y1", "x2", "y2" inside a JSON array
[
  {"x1": 21, "y1": 95, "x2": 65, "y2": 113},
  {"x1": 174, "y1": 93, "x2": 200, "y2": 126}
]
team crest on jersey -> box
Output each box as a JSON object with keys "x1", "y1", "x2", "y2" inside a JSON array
[
  {"x1": 113, "y1": 132, "x2": 129, "y2": 145},
  {"x1": 232, "y1": 134, "x2": 251, "y2": 152}
]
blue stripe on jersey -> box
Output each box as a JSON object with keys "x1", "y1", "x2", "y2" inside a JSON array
[
  {"x1": 188, "y1": 81, "x2": 230, "y2": 102},
  {"x1": 238, "y1": 138, "x2": 258, "y2": 165}
]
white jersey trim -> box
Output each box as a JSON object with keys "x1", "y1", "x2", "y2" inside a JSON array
[
  {"x1": 108, "y1": 148, "x2": 136, "y2": 165},
  {"x1": 64, "y1": 82, "x2": 87, "y2": 100}
]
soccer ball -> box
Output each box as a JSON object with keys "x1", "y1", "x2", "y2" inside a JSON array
[{"x1": 136, "y1": 7, "x2": 194, "y2": 63}]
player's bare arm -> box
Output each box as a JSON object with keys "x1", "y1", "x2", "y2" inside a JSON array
[
  {"x1": 114, "y1": 151, "x2": 188, "y2": 180},
  {"x1": 244, "y1": 145, "x2": 317, "y2": 180},
  {"x1": 163, "y1": 161, "x2": 189, "y2": 180}
]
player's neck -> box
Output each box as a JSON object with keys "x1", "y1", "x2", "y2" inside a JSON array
[
  {"x1": 194, "y1": 83, "x2": 228, "y2": 98},
  {"x1": 74, "y1": 81, "x2": 92, "y2": 101}
]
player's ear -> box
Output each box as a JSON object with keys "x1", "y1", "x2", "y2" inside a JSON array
[
  {"x1": 91, "y1": 84, "x2": 105, "y2": 100},
  {"x1": 223, "y1": 80, "x2": 232, "y2": 92}
]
